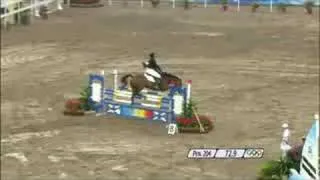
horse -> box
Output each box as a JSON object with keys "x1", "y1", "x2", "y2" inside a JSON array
[{"x1": 120, "y1": 72, "x2": 182, "y2": 104}]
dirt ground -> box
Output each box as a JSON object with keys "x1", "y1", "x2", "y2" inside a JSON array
[{"x1": 1, "y1": 4, "x2": 319, "y2": 180}]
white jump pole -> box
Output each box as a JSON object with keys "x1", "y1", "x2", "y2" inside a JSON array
[
  {"x1": 140, "y1": 0, "x2": 143, "y2": 8},
  {"x1": 34, "y1": 0, "x2": 40, "y2": 17},
  {"x1": 237, "y1": 0, "x2": 240, "y2": 12},
  {"x1": 270, "y1": 0, "x2": 273, "y2": 12},
  {"x1": 108, "y1": 0, "x2": 112, "y2": 6},
  {"x1": 204, "y1": 0, "x2": 207, "y2": 8},
  {"x1": 186, "y1": 80, "x2": 192, "y2": 105},
  {"x1": 57, "y1": 0, "x2": 63, "y2": 10},
  {"x1": 172, "y1": 0, "x2": 175, "y2": 8},
  {"x1": 112, "y1": 69, "x2": 118, "y2": 90}
]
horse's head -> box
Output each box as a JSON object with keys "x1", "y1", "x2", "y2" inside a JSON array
[{"x1": 162, "y1": 72, "x2": 182, "y2": 87}]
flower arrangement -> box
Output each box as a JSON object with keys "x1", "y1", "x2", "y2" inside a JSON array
[
  {"x1": 176, "y1": 100, "x2": 214, "y2": 133},
  {"x1": 64, "y1": 84, "x2": 93, "y2": 116},
  {"x1": 251, "y1": 2, "x2": 260, "y2": 12},
  {"x1": 304, "y1": 1, "x2": 314, "y2": 15},
  {"x1": 220, "y1": 0, "x2": 229, "y2": 11},
  {"x1": 277, "y1": 3, "x2": 288, "y2": 13},
  {"x1": 183, "y1": 0, "x2": 191, "y2": 10}
]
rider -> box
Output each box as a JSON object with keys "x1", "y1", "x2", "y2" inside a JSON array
[{"x1": 143, "y1": 53, "x2": 163, "y2": 89}]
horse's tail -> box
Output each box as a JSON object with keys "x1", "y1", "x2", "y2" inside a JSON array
[{"x1": 121, "y1": 74, "x2": 133, "y2": 85}]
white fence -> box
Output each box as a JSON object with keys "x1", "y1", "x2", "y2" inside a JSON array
[{"x1": 104, "y1": 0, "x2": 276, "y2": 12}]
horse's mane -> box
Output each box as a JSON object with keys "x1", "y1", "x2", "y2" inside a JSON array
[{"x1": 162, "y1": 72, "x2": 181, "y2": 80}]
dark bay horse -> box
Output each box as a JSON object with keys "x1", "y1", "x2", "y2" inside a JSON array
[{"x1": 120, "y1": 72, "x2": 182, "y2": 104}]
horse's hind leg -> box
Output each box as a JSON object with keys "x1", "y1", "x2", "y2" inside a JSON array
[
  {"x1": 131, "y1": 94, "x2": 135, "y2": 105},
  {"x1": 131, "y1": 90, "x2": 139, "y2": 105}
]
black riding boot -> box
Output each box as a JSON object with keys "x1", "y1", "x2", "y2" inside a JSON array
[{"x1": 154, "y1": 78, "x2": 161, "y2": 90}]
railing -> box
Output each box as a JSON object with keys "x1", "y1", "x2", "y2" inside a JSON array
[
  {"x1": 1, "y1": 0, "x2": 54, "y2": 19},
  {"x1": 104, "y1": 0, "x2": 319, "y2": 12},
  {"x1": 1, "y1": 0, "x2": 63, "y2": 24}
]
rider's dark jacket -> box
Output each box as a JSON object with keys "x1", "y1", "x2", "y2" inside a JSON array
[{"x1": 146, "y1": 56, "x2": 163, "y2": 74}]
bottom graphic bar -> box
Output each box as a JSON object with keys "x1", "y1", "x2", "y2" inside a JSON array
[{"x1": 187, "y1": 148, "x2": 264, "y2": 159}]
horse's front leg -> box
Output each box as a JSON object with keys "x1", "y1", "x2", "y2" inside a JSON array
[{"x1": 119, "y1": 83, "x2": 127, "y2": 90}]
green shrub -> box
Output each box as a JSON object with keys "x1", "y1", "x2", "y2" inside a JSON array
[
  {"x1": 182, "y1": 100, "x2": 197, "y2": 119},
  {"x1": 277, "y1": 3, "x2": 288, "y2": 12},
  {"x1": 79, "y1": 85, "x2": 93, "y2": 111},
  {"x1": 220, "y1": 0, "x2": 228, "y2": 5},
  {"x1": 258, "y1": 156, "x2": 298, "y2": 180}
]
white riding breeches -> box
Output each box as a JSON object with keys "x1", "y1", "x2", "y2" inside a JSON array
[
  {"x1": 145, "y1": 68, "x2": 161, "y2": 78},
  {"x1": 144, "y1": 68, "x2": 161, "y2": 83},
  {"x1": 144, "y1": 73, "x2": 155, "y2": 82}
]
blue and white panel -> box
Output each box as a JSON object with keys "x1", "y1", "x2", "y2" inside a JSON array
[
  {"x1": 89, "y1": 74, "x2": 105, "y2": 112},
  {"x1": 300, "y1": 119, "x2": 319, "y2": 179},
  {"x1": 106, "y1": 103, "x2": 121, "y2": 115},
  {"x1": 153, "y1": 111, "x2": 169, "y2": 122}
]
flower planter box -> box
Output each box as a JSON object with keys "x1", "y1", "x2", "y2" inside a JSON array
[
  {"x1": 64, "y1": 95, "x2": 94, "y2": 116},
  {"x1": 251, "y1": 3, "x2": 260, "y2": 13},
  {"x1": 70, "y1": 0, "x2": 100, "y2": 4},
  {"x1": 277, "y1": 4, "x2": 287, "y2": 13},
  {"x1": 177, "y1": 115, "x2": 214, "y2": 134},
  {"x1": 178, "y1": 126, "x2": 212, "y2": 134},
  {"x1": 63, "y1": 110, "x2": 85, "y2": 116},
  {"x1": 221, "y1": 5, "x2": 228, "y2": 11}
]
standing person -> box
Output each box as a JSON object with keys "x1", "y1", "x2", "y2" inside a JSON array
[{"x1": 280, "y1": 123, "x2": 292, "y2": 157}]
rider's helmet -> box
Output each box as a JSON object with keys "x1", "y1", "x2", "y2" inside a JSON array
[
  {"x1": 143, "y1": 53, "x2": 156, "y2": 68},
  {"x1": 148, "y1": 52, "x2": 157, "y2": 67},
  {"x1": 149, "y1": 52, "x2": 155, "y2": 59}
]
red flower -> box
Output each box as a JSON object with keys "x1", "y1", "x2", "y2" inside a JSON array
[
  {"x1": 65, "y1": 98, "x2": 81, "y2": 111},
  {"x1": 177, "y1": 115, "x2": 215, "y2": 128},
  {"x1": 177, "y1": 117, "x2": 193, "y2": 126}
]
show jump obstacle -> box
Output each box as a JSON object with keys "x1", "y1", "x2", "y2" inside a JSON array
[{"x1": 89, "y1": 70, "x2": 191, "y2": 134}]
